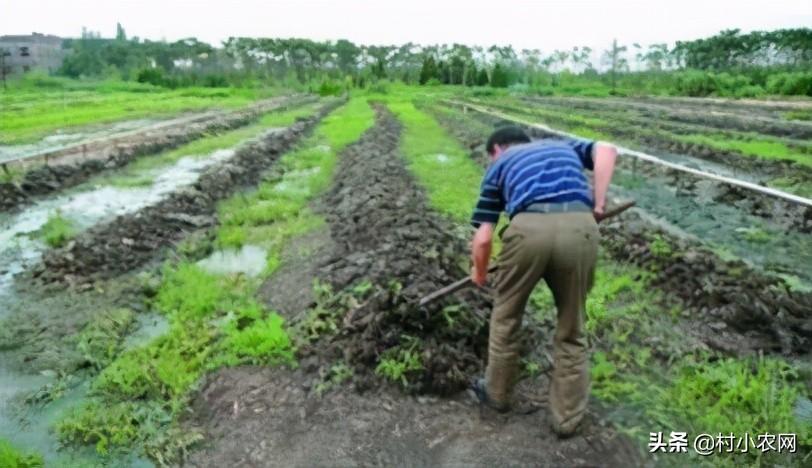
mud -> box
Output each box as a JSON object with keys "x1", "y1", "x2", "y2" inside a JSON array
[
  {"x1": 0, "y1": 96, "x2": 314, "y2": 214},
  {"x1": 31, "y1": 100, "x2": 342, "y2": 286},
  {"x1": 600, "y1": 212, "x2": 812, "y2": 355},
  {"x1": 186, "y1": 367, "x2": 643, "y2": 467},
  {"x1": 432, "y1": 103, "x2": 812, "y2": 356}
]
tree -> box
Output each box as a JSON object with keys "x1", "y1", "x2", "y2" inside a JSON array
[
  {"x1": 476, "y1": 67, "x2": 489, "y2": 86},
  {"x1": 116, "y1": 23, "x2": 127, "y2": 41},
  {"x1": 490, "y1": 63, "x2": 509, "y2": 87},
  {"x1": 603, "y1": 39, "x2": 628, "y2": 91},
  {"x1": 0, "y1": 47, "x2": 10, "y2": 89},
  {"x1": 419, "y1": 55, "x2": 438, "y2": 84}
]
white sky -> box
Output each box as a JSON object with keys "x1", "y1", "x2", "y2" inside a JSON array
[{"x1": 3, "y1": 0, "x2": 812, "y2": 52}]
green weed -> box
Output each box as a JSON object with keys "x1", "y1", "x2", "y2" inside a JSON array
[
  {"x1": 217, "y1": 313, "x2": 294, "y2": 366},
  {"x1": 649, "y1": 234, "x2": 674, "y2": 258},
  {"x1": 56, "y1": 400, "x2": 169, "y2": 456},
  {"x1": 38, "y1": 211, "x2": 76, "y2": 248},
  {"x1": 0, "y1": 438, "x2": 44, "y2": 468},
  {"x1": 735, "y1": 226, "x2": 772, "y2": 243},
  {"x1": 75, "y1": 308, "x2": 135, "y2": 371},
  {"x1": 376, "y1": 343, "x2": 424, "y2": 387},
  {"x1": 1, "y1": 166, "x2": 24, "y2": 184},
  {"x1": 315, "y1": 362, "x2": 354, "y2": 395}
]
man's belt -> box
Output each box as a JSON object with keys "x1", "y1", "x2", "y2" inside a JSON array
[{"x1": 518, "y1": 201, "x2": 592, "y2": 215}]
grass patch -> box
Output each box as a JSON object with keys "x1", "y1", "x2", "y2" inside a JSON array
[
  {"x1": 0, "y1": 76, "x2": 282, "y2": 145},
  {"x1": 385, "y1": 98, "x2": 483, "y2": 222},
  {"x1": 0, "y1": 439, "x2": 43, "y2": 468},
  {"x1": 38, "y1": 211, "x2": 76, "y2": 248},
  {"x1": 215, "y1": 97, "x2": 375, "y2": 273}
]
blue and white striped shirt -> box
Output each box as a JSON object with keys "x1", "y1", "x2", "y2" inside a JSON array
[{"x1": 471, "y1": 138, "x2": 595, "y2": 228}]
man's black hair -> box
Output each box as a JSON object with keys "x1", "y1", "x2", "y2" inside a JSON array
[{"x1": 486, "y1": 126, "x2": 531, "y2": 155}]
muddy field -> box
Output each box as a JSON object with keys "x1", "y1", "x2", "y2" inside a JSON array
[
  {"x1": 1, "y1": 91, "x2": 810, "y2": 467},
  {"x1": 186, "y1": 106, "x2": 643, "y2": 467}
]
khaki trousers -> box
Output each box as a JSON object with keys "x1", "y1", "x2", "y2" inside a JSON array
[{"x1": 485, "y1": 211, "x2": 598, "y2": 431}]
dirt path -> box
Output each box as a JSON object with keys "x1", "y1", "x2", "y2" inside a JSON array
[
  {"x1": 0, "y1": 96, "x2": 314, "y2": 214},
  {"x1": 185, "y1": 105, "x2": 644, "y2": 467}
]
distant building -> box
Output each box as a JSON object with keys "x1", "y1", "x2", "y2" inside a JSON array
[{"x1": 0, "y1": 33, "x2": 65, "y2": 76}]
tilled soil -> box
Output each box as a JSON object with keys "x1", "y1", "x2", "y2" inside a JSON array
[
  {"x1": 187, "y1": 368, "x2": 642, "y2": 468},
  {"x1": 304, "y1": 105, "x2": 492, "y2": 395},
  {"x1": 0, "y1": 96, "x2": 313, "y2": 214},
  {"x1": 430, "y1": 104, "x2": 812, "y2": 356},
  {"x1": 186, "y1": 104, "x2": 644, "y2": 467},
  {"x1": 31, "y1": 100, "x2": 342, "y2": 286}
]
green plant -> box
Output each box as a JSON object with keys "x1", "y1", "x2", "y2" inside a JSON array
[
  {"x1": 315, "y1": 362, "x2": 354, "y2": 395},
  {"x1": 735, "y1": 226, "x2": 771, "y2": 243},
  {"x1": 0, "y1": 439, "x2": 43, "y2": 468},
  {"x1": 375, "y1": 339, "x2": 424, "y2": 387},
  {"x1": 39, "y1": 211, "x2": 76, "y2": 248},
  {"x1": 649, "y1": 234, "x2": 673, "y2": 259},
  {"x1": 76, "y1": 308, "x2": 135, "y2": 371},
  {"x1": 218, "y1": 313, "x2": 294, "y2": 366}
]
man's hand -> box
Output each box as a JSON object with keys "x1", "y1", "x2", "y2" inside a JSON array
[
  {"x1": 471, "y1": 265, "x2": 488, "y2": 287},
  {"x1": 592, "y1": 142, "x2": 618, "y2": 218},
  {"x1": 593, "y1": 203, "x2": 605, "y2": 222},
  {"x1": 470, "y1": 223, "x2": 494, "y2": 287}
]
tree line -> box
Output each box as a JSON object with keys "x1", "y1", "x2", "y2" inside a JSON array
[{"x1": 24, "y1": 25, "x2": 812, "y2": 97}]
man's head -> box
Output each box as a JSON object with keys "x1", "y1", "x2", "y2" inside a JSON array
[{"x1": 486, "y1": 126, "x2": 531, "y2": 160}]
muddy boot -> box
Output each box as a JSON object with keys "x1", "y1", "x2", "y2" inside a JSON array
[
  {"x1": 550, "y1": 414, "x2": 583, "y2": 439},
  {"x1": 469, "y1": 378, "x2": 510, "y2": 413}
]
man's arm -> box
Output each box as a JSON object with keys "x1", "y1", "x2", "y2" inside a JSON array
[
  {"x1": 471, "y1": 223, "x2": 494, "y2": 286},
  {"x1": 592, "y1": 142, "x2": 618, "y2": 217}
]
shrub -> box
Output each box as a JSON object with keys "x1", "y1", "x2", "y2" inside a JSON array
[
  {"x1": 672, "y1": 70, "x2": 718, "y2": 96},
  {"x1": 317, "y1": 79, "x2": 343, "y2": 96},
  {"x1": 766, "y1": 72, "x2": 812, "y2": 96},
  {"x1": 367, "y1": 79, "x2": 390, "y2": 94},
  {"x1": 136, "y1": 67, "x2": 165, "y2": 87}
]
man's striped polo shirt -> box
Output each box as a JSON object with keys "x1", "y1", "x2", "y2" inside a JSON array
[{"x1": 471, "y1": 138, "x2": 595, "y2": 228}]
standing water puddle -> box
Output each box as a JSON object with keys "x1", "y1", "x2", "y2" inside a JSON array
[
  {"x1": 197, "y1": 245, "x2": 268, "y2": 277},
  {"x1": 0, "y1": 149, "x2": 235, "y2": 304}
]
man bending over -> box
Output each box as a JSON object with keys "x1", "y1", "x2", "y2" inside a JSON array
[{"x1": 469, "y1": 126, "x2": 618, "y2": 437}]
